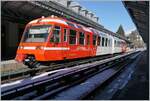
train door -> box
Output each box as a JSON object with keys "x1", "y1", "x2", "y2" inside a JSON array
[
  {"x1": 62, "y1": 28, "x2": 68, "y2": 59},
  {"x1": 111, "y1": 36, "x2": 115, "y2": 54},
  {"x1": 68, "y1": 28, "x2": 77, "y2": 59},
  {"x1": 92, "y1": 34, "x2": 97, "y2": 56},
  {"x1": 50, "y1": 25, "x2": 62, "y2": 46},
  {"x1": 49, "y1": 25, "x2": 63, "y2": 60},
  {"x1": 86, "y1": 33, "x2": 91, "y2": 56},
  {"x1": 110, "y1": 36, "x2": 114, "y2": 54}
]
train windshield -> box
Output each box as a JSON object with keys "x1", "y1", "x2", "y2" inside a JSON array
[{"x1": 23, "y1": 25, "x2": 51, "y2": 42}]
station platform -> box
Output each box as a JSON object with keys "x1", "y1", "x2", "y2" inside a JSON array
[
  {"x1": 89, "y1": 50, "x2": 148, "y2": 100},
  {"x1": 111, "y1": 50, "x2": 149, "y2": 100},
  {"x1": 1, "y1": 59, "x2": 27, "y2": 75}
]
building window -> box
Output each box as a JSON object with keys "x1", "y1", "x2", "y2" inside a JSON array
[
  {"x1": 97, "y1": 36, "x2": 101, "y2": 46},
  {"x1": 64, "y1": 29, "x2": 67, "y2": 42},
  {"x1": 50, "y1": 26, "x2": 60, "y2": 43},
  {"x1": 69, "y1": 29, "x2": 76, "y2": 44},
  {"x1": 93, "y1": 35, "x2": 97, "y2": 46},
  {"x1": 87, "y1": 34, "x2": 90, "y2": 45},
  {"x1": 79, "y1": 32, "x2": 85, "y2": 45},
  {"x1": 102, "y1": 37, "x2": 105, "y2": 46}
]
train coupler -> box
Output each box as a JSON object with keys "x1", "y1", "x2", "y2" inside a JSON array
[{"x1": 24, "y1": 57, "x2": 40, "y2": 69}]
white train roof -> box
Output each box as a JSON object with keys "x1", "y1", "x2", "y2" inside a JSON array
[{"x1": 28, "y1": 17, "x2": 128, "y2": 42}]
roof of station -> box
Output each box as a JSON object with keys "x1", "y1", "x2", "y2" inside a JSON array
[{"x1": 123, "y1": 1, "x2": 149, "y2": 43}]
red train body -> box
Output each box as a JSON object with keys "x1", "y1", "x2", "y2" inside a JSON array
[{"x1": 15, "y1": 16, "x2": 127, "y2": 68}]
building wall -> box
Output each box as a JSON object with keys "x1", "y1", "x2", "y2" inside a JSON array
[
  {"x1": 8, "y1": 22, "x2": 18, "y2": 47},
  {"x1": 2, "y1": 20, "x2": 24, "y2": 60}
]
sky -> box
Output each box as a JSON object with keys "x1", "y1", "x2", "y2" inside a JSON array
[{"x1": 76, "y1": 1, "x2": 136, "y2": 36}]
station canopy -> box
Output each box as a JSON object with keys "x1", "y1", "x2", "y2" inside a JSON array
[{"x1": 123, "y1": 1, "x2": 149, "y2": 43}]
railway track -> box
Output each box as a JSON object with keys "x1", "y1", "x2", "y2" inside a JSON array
[
  {"x1": 1, "y1": 53, "x2": 121, "y2": 84},
  {"x1": 1, "y1": 51, "x2": 141, "y2": 100}
]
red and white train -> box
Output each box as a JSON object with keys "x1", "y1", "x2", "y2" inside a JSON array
[{"x1": 15, "y1": 16, "x2": 127, "y2": 68}]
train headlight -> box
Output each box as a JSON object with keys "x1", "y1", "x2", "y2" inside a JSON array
[
  {"x1": 18, "y1": 46, "x2": 24, "y2": 49},
  {"x1": 36, "y1": 46, "x2": 44, "y2": 50},
  {"x1": 40, "y1": 46, "x2": 44, "y2": 50}
]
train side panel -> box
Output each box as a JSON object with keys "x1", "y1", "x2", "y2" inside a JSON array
[{"x1": 15, "y1": 17, "x2": 128, "y2": 69}]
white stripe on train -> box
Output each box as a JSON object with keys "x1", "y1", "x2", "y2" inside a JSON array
[
  {"x1": 29, "y1": 19, "x2": 68, "y2": 25},
  {"x1": 43, "y1": 47, "x2": 70, "y2": 50},
  {"x1": 23, "y1": 47, "x2": 36, "y2": 50},
  {"x1": 23, "y1": 46, "x2": 70, "y2": 50},
  {"x1": 41, "y1": 19, "x2": 68, "y2": 25}
]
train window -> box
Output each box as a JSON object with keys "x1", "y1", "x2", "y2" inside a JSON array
[
  {"x1": 87, "y1": 34, "x2": 90, "y2": 45},
  {"x1": 120, "y1": 41, "x2": 121, "y2": 47},
  {"x1": 116, "y1": 41, "x2": 118, "y2": 47},
  {"x1": 69, "y1": 29, "x2": 76, "y2": 44},
  {"x1": 79, "y1": 32, "x2": 85, "y2": 45},
  {"x1": 76, "y1": 25, "x2": 82, "y2": 29},
  {"x1": 102, "y1": 37, "x2": 104, "y2": 47},
  {"x1": 93, "y1": 35, "x2": 97, "y2": 46},
  {"x1": 50, "y1": 26, "x2": 61, "y2": 43},
  {"x1": 24, "y1": 25, "x2": 51, "y2": 42},
  {"x1": 105, "y1": 38, "x2": 108, "y2": 47},
  {"x1": 114, "y1": 40, "x2": 116, "y2": 47},
  {"x1": 110, "y1": 40, "x2": 112, "y2": 46},
  {"x1": 109, "y1": 39, "x2": 111, "y2": 46},
  {"x1": 109, "y1": 39, "x2": 110, "y2": 46},
  {"x1": 108, "y1": 39, "x2": 110, "y2": 46},
  {"x1": 110, "y1": 39, "x2": 111, "y2": 46},
  {"x1": 97, "y1": 36, "x2": 100, "y2": 46},
  {"x1": 119, "y1": 41, "x2": 120, "y2": 47},
  {"x1": 64, "y1": 29, "x2": 67, "y2": 42}
]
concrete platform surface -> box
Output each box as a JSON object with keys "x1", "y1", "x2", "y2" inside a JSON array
[
  {"x1": 1, "y1": 59, "x2": 27, "y2": 75},
  {"x1": 111, "y1": 51, "x2": 149, "y2": 100},
  {"x1": 87, "y1": 50, "x2": 148, "y2": 100}
]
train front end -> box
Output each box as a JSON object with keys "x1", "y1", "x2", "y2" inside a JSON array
[{"x1": 15, "y1": 20, "x2": 52, "y2": 68}]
